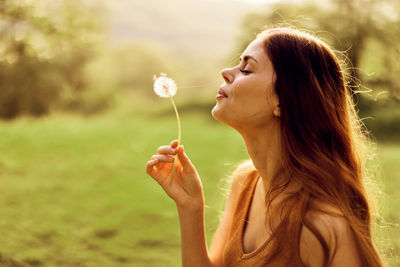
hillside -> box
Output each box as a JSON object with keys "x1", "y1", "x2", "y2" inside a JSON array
[{"x1": 105, "y1": 0, "x2": 270, "y2": 60}]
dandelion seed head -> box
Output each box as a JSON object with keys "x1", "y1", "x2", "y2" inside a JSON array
[{"x1": 153, "y1": 73, "x2": 177, "y2": 98}]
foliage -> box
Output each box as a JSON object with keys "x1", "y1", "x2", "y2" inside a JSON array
[
  {"x1": 102, "y1": 43, "x2": 177, "y2": 94},
  {"x1": 0, "y1": 0, "x2": 103, "y2": 119}
]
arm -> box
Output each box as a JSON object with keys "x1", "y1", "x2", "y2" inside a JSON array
[
  {"x1": 177, "y1": 202, "x2": 213, "y2": 267},
  {"x1": 175, "y1": 160, "x2": 251, "y2": 267},
  {"x1": 208, "y1": 161, "x2": 254, "y2": 266},
  {"x1": 146, "y1": 140, "x2": 213, "y2": 267},
  {"x1": 146, "y1": 143, "x2": 251, "y2": 267}
]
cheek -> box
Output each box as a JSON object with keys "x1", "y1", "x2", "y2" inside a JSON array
[
  {"x1": 266, "y1": 83, "x2": 278, "y2": 106},
  {"x1": 233, "y1": 78, "x2": 269, "y2": 102},
  {"x1": 232, "y1": 77, "x2": 258, "y2": 98}
]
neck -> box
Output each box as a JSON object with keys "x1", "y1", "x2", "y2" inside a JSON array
[{"x1": 238, "y1": 121, "x2": 285, "y2": 193}]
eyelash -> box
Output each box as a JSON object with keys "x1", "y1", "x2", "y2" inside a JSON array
[{"x1": 240, "y1": 69, "x2": 251, "y2": 75}]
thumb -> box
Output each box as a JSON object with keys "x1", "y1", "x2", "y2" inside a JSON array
[{"x1": 177, "y1": 145, "x2": 195, "y2": 173}]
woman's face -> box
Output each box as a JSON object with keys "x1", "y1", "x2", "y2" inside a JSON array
[{"x1": 212, "y1": 39, "x2": 279, "y2": 130}]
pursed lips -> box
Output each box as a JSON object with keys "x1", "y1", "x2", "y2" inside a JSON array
[{"x1": 217, "y1": 88, "x2": 228, "y2": 98}]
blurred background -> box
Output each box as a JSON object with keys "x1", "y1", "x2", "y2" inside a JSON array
[{"x1": 0, "y1": 0, "x2": 399, "y2": 266}]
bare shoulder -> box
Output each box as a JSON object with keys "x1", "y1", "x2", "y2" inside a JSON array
[
  {"x1": 223, "y1": 160, "x2": 256, "y2": 209},
  {"x1": 300, "y1": 203, "x2": 363, "y2": 267},
  {"x1": 230, "y1": 160, "x2": 256, "y2": 190}
]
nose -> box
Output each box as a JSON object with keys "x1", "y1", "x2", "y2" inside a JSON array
[{"x1": 221, "y1": 68, "x2": 233, "y2": 84}]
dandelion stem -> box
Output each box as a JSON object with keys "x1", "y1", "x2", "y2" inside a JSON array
[{"x1": 169, "y1": 96, "x2": 181, "y2": 186}]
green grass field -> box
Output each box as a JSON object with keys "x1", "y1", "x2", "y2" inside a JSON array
[{"x1": 0, "y1": 106, "x2": 398, "y2": 266}]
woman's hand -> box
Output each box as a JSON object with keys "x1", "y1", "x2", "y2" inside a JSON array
[{"x1": 146, "y1": 140, "x2": 204, "y2": 210}]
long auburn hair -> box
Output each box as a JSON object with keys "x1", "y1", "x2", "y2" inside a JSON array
[{"x1": 248, "y1": 27, "x2": 383, "y2": 266}]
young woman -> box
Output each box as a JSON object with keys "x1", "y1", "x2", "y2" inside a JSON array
[{"x1": 145, "y1": 27, "x2": 383, "y2": 267}]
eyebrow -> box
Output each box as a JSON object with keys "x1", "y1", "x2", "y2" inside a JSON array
[{"x1": 240, "y1": 55, "x2": 258, "y2": 63}]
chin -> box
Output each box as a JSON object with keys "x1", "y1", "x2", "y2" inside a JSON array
[
  {"x1": 211, "y1": 105, "x2": 230, "y2": 126},
  {"x1": 211, "y1": 105, "x2": 247, "y2": 134},
  {"x1": 211, "y1": 105, "x2": 222, "y2": 121}
]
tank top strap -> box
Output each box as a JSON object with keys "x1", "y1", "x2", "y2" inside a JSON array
[
  {"x1": 229, "y1": 169, "x2": 260, "y2": 237},
  {"x1": 223, "y1": 169, "x2": 261, "y2": 266}
]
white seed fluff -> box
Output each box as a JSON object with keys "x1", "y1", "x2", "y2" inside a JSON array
[{"x1": 153, "y1": 73, "x2": 177, "y2": 98}]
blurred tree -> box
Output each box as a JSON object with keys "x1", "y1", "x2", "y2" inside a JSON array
[
  {"x1": 0, "y1": 0, "x2": 103, "y2": 119},
  {"x1": 236, "y1": 0, "x2": 400, "y2": 108},
  {"x1": 83, "y1": 42, "x2": 180, "y2": 102},
  {"x1": 111, "y1": 43, "x2": 177, "y2": 95}
]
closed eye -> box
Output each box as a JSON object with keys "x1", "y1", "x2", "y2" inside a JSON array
[{"x1": 240, "y1": 69, "x2": 251, "y2": 75}]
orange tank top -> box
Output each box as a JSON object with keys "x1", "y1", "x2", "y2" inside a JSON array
[{"x1": 223, "y1": 170, "x2": 287, "y2": 267}]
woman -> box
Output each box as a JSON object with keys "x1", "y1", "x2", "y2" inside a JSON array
[{"x1": 145, "y1": 27, "x2": 383, "y2": 266}]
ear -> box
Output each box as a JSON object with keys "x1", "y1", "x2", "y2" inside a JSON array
[{"x1": 273, "y1": 104, "x2": 281, "y2": 117}]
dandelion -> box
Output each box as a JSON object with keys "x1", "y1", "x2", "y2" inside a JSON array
[{"x1": 153, "y1": 73, "x2": 181, "y2": 186}]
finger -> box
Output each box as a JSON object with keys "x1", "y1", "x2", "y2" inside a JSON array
[
  {"x1": 170, "y1": 140, "x2": 179, "y2": 149},
  {"x1": 151, "y1": 154, "x2": 175, "y2": 162},
  {"x1": 177, "y1": 145, "x2": 195, "y2": 172},
  {"x1": 146, "y1": 159, "x2": 166, "y2": 186},
  {"x1": 157, "y1": 145, "x2": 177, "y2": 155},
  {"x1": 146, "y1": 159, "x2": 158, "y2": 176}
]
